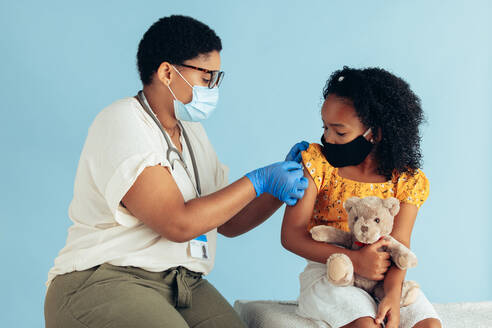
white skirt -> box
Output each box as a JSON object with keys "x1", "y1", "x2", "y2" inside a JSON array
[{"x1": 296, "y1": 261, "x2": 441, "y2": 328}]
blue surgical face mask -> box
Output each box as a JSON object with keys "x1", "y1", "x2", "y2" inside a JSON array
[{"x1": 167, "y1": 65, "x2": 219, "y2": 122}]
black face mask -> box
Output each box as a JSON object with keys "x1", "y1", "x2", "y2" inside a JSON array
[{"x1": 320, "y1": 129, "x2": 374, "y2": 167}]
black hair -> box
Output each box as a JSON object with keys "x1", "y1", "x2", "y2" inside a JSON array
[
  {"x1": 323, "y1": 66, "x2": 425, "y2": 179},
  {"x1": 137, "y1": 15, "x2": 222, "y2": 85}
]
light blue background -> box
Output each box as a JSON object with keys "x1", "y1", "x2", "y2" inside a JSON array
[{"x1": 1, "y1": 1, "x2": 491, "y2": 326}]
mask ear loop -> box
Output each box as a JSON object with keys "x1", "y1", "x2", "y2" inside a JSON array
[
  {"x1": 363, "y1": 128, "x2": 375, "y2": 143},
  {"x1": 171, "y1": 65, "x2": 193, "y2": 88},
  {"x1": 167, "y1": 65, "x2": 194, "y2": 101},
  {"x1": 166, "y1": 83, "x2": 178, "y2": 101}
]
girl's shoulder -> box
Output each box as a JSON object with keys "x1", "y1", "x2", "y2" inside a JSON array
[
  {"x1": 302, "y1": 143, "x2": 332, "y2": 162},
  {"x1": 302, "y1": 143, "x2": 322, "y2": 158},
  {"x1": 301, "y1": 143, "x2": 335, "y2": 191},
  {"x1": 392, "y1": 169, "x2": 430, "y2": 208}
]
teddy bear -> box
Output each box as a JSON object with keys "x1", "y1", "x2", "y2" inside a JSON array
[{"x1": 310, "y1": 196, "x2": 420, "y2": 307}]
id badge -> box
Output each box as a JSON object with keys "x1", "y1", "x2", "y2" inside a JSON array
[{"x1": 189, "y1": 234, "x2": 209, "y2": 260}]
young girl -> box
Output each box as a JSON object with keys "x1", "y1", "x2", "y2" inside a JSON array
[{"x1": 281, "y1": 67, "x2": 442, "y2": 328}]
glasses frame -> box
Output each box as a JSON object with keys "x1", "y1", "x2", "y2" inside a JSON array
[{"x1": 177, "y1": 63, "x2": 225, "y2": 89}]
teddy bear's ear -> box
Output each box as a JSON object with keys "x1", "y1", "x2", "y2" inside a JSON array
[
  {"x1": 382, "y1": 197, "x2": 400, "y2": 216},
  {"x1": 343, "y1": 197, "x2": 360, "y2": 213}
]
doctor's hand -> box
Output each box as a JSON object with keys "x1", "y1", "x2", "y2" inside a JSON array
[
  {"x1": 245, "y1": 161, "x2": 308, "y2": 206},
  {"x1": 285, "y1": 141, "x2": 309, "y2": 163}
]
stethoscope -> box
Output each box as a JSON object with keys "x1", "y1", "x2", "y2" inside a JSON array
[{"x1": 136, "y1": 90, "x2": 201, "y2": 197}]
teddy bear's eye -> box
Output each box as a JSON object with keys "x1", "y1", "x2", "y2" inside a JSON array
[
  {"x1": 374, "y1": 218, "x2": 380, "y2": 224},
  {"x1": 354, "y1": 216, "x2": 359, "y2": 222}
]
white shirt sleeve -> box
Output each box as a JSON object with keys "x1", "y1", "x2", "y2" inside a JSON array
[
  {"x1": 86, "y1": 100, "x2": 170, "y2": 227},
  {"x1": 189, "y1": 121, "x2": 230, "y2": 192},
  {"x1": 214, "y1": 157, "x2": 229, "y2": 191}
]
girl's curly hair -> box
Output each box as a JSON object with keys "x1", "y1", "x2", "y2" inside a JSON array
[{"x1": 323, "y1": 66, "x2": 425, "y2": 179}]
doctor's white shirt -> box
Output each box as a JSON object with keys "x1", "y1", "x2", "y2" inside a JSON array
[{"x1": 46, "y1": 96, "x2": 229, "y2": 287}]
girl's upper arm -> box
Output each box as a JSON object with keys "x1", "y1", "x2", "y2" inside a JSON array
[
  {"x1": 391, "y1": 170, "x2": 429, "y2": 247},
  {"x1": 390, "y1": 203, "x2": 418, "y2": 248},
  {"x1": 281, "y1": 168, "x2": 317, "y2": 239}
]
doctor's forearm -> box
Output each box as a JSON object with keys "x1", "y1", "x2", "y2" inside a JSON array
[
  {"x1": 173, "y1": 177, "x2": 258, "y2": 241},
  {"x1": 217, "y1": 194, "x2": 283, "y2": 237}
]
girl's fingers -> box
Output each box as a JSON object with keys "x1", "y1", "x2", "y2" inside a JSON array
[
  {"x1": 374, "y1": 273, "x2": 385, "y2": 281},
  {"x1": 375, "y1": 261, "x2": 391, "y2": 275},
  {"x1": 375, "y1": 304, "x2": 389, "y2": 324},
  {"x1": 376, "y1": 261, "x2": 391, "y2": 272},
  {"x1": 379, "y1": 251, "x2": 391, "y2": 260},
  {"x1": 372, "y1": 237, "x2": 391, "y2": 250}
]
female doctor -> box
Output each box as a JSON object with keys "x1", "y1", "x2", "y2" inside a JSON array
[{"x1": 44, "y1": 15, "x2": 308, "y2": 328}]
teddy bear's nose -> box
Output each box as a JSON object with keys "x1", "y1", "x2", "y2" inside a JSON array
[{"x1": 361, "y1": 225, "x2": 368, "y2": 233}]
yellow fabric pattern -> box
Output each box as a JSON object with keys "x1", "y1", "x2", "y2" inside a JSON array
[{"x1": 301, "y1": 143, "x2": 429, "y2": 232}]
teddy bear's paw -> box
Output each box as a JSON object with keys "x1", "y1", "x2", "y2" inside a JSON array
[
  {"x1": 326, "y1": 253, "x2": 353, "y2": 286},
  {"x1": 396, "y1": 252, "x2": 418, "y2": 270},
  {"x1": 400, "y1": 280, "x2": 420, "y2": 307},
  {"x1": 310, "y1": 226, "x2": 328, "y2": 242},
  {"x1": 407, "y1": 252, "x2": 418, "y2": 268}
]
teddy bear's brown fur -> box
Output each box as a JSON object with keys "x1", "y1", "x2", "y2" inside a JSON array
[{"x1": 310, "y1": 196, "x2": 420, "y2": 307}]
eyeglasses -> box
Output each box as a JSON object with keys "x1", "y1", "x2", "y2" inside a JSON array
[{"x1": 177, "y1": 63, "x2": 225, "y2": 89}]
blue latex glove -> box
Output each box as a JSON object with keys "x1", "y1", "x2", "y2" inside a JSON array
[
  {"x1": 285, "y1": 141, "x2": 310, "y2": 163},
  {"x1": 245, "y1": 161, "x2": 309, "y2": 206}
]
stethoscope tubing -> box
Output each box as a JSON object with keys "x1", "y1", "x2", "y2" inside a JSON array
[{"x1": 136, "y1": 90, "x2": 201, "y2": 197}]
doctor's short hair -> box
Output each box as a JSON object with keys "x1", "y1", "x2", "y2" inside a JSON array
[
  {"x1": 323, "y1": 66, "x2": 425, "y2": 180},
  {"x1": 137, "y1": 15, "x2": 222, "y2": 85}
]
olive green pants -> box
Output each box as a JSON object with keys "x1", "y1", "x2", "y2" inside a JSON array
[{"x1": 44, "y1": 263, "x2": 247, "y2": 328}]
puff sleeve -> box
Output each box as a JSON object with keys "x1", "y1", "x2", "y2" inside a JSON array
[
  {"x1": 394, "y1": 169, "x2": 430, "y2": 208},
  {"x1": 301, "y1": 143, "x2": 333, "y2": 192}
]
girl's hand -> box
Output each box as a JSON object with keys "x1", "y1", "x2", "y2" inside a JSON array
[
  {"x1": 375, "y1": 293, "x2": 400, "y2": 328},
  {"x1": 352, "y1": 238, "x2": 391, "y2": 280}
]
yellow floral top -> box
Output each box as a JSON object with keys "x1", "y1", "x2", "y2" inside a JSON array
[{"x1": 301, "y1": 143, "x2": 429, "y2": 232}]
